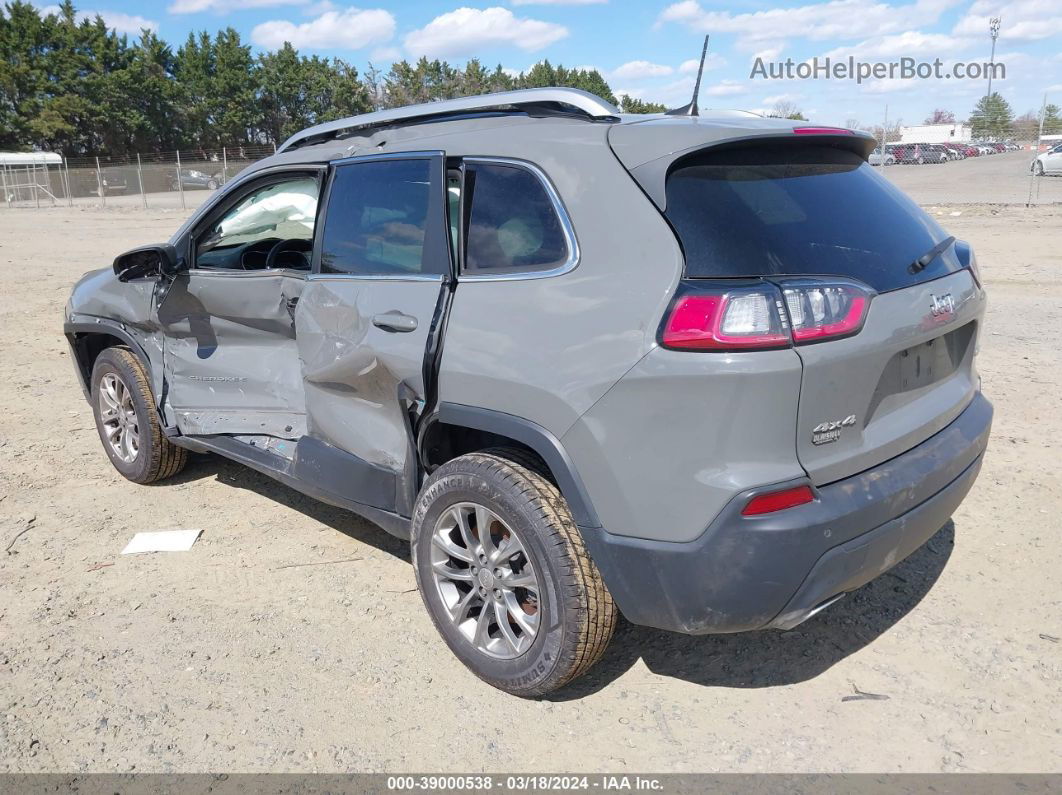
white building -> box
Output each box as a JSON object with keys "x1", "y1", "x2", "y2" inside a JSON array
[
  {"x1": 899, "y1": 123, "x2": 972, "y2": 143},
  {"x1": 0, "y1": 151, "x2": 62, "y2": 167}
]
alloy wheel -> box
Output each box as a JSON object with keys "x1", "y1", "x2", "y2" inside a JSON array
[
  {"x1": 429, "y1": 502, "x2": 540, "y2": 659},
  {"x1": 98, "y1": 372, "x2": 140, "y2": 463}
]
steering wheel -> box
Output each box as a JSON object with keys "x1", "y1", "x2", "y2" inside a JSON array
[{"x1": 265, "y1": 238, "x2": 313, "y2": 270}]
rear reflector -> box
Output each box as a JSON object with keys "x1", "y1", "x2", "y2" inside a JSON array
[{"x1": 741, "y1": 485, "x2": 815, "y2": 516}]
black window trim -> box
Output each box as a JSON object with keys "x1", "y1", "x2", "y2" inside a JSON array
[
  {"x1": 309, "y1": 150, "x2": 452, "y2": 283},
  {"x1": 456, "y1": 156, "x2": 580, "y2": 282},
  {"x1": 186, "y1": 165, "x2": 326, "y2": 276}
]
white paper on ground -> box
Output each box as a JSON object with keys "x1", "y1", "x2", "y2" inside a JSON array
[{"x1": 121, "y1": 528, "x2": 202, "y2": 555}]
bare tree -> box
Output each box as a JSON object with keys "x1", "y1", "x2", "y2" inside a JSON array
[
  {"x1": 768, "y1": 100, "x2": 806, "y2": 120},
  {"x1": 924, "y1": 108, "x2": 956, "y2": 124}
]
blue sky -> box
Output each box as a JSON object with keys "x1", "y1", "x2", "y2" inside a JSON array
[{"x1": 37, "y1": 0, "x2": 1062, "y2": 127}]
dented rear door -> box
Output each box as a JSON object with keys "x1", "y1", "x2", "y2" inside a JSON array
[{"x1": 295, "y1": 153, "x2": 451, "y2": 513}]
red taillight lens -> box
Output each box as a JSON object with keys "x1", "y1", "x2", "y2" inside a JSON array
[
  {"x1": 780, "y1": 280, "x2": 871, "y2": 344},
  {"x1": 662, "y1": 290, "x2": 790, "y2": 350},
  {"x1": 662, "y1": 279, "x2": 872, "y2": 351},
  {"x1": 741, "y1": 484, "x2": 815, "y2": 516},
  {"x1": 965, "y1": 248, "x2": 982, "y2": 287}
]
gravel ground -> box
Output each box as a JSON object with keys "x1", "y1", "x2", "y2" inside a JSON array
[{"x1": 0, "y1": 170, "x2": 1059, "y2": 773}]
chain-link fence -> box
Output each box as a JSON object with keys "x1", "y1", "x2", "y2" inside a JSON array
[
  {"x1": 862, "y1": 135, "x2": 1062, "y2": 206},
  {"x1": 1, "y1": 144, "x2": 276, "y2": 211},
  {"x1": 2, "y1": 135, "x2": 1061, "y2": 212}
]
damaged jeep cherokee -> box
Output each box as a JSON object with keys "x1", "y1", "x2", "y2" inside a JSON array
[{"x1": 65, "y1": 88, "x2": 992, "y2": 696}]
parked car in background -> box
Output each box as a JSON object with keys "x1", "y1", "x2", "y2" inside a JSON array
[
  {"x1": 868, "y1": 148, "x2": 896, "y2": 165},
  {"x1": 942, "y1": 144, "x2": 965, "y2": 160},
  {"x1": 961, "y1": 145, "x2": 980, "y2": 157},
  {"x1": 64, "y1": 88, "x2": 992, "y2": 695},
  {"x1": 1031, "y1": 143, "x2": 1062, "y2": 175},
  {"x1": 100, "y1": 173, "x2": 127, "y2": 195},
  {"x1": 172, "y1": 169, "x2": 223, "y2": 191},
  {"x1": 924, "y1": 144, "x2": 951, "y2": 164}
]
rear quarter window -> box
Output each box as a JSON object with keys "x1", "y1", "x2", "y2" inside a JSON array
[
  {"x1": 664, "y1": 144, "x2": 962, "y2": 292},
  {"x1": 462, "y1": 162, "x2": 571, "y2": 275}
]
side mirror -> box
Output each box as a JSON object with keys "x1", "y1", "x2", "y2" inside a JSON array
[{"x1": 113, "y1": 244, "x2": 184, "y2": 282}]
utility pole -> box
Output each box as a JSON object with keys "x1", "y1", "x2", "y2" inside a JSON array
[{"x1": 984, "y1": 17, "x2": 1001, "y2": 139}]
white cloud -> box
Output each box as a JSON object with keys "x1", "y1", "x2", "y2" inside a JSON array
[
  {"x1": 100, "y1": 10, "x2": 158, "y2": 32},
  {"x1": 863, "y1": 77, "x2": 921, "y2": 93},
  {"x1": 954, "y1": 0, "x2": 1062, "y2": 42},
  {"x1": 611, "y1": 60, "x2": 673, "y2": 80},
  {"x1": 658, "y1": 0, "x2": 966, "y2": 48},
  {"x1": 704, "y1": 81, "x2": 748, "y2": 97},
  {"x1": 678, "y1": 52, "x2": 726, "y2": 72},
  {"x1": 822, "y1": 30, "x2": 972, "y2": 60},
  {"x1": 764, "y1": 92, "x2": 802, "y2": 104},
  {"x1": 251, "y1": 7, "x2": 395, "y2": 49},
  {"x1": 33, "y1": 2, "x2": 158, "y2": 32},
  {"x1": 169, "y1": 0, "x2": 306, "y2": 13},
  {"x1": 751, "y1": 45, "x2": 784, "y2": 62},
  {"x1": 405, "y1": 7, "x2": 568, "y2": 59}
]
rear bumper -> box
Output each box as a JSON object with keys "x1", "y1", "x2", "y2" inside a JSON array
[{"x1": 580, "y1": 391, "x2": 992, "y2": 634}]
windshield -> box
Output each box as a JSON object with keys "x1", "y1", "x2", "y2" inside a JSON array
[{"x1": 664, "y1": 144, "x2": 963, "y2": 292}]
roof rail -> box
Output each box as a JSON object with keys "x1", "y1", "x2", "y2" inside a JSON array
[{"x1": 277, "y1": 87, "x2": 621, "y2": 152}]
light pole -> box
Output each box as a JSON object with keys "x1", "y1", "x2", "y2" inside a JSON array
[
  {"x1": 986, "y1": 17, "x2": 1001, "y2": 100},
  {"x1": 980, "y1": 17, "x2": 1001, "y2": 140}
]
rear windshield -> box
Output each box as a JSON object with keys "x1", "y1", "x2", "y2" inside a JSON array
[{"x1": 664, "y1": 145, "x2": 962, "y2": 292}]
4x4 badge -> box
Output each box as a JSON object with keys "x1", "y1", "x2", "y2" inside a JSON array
[{"x1": 812, "y1": 414, "x2": 856, "y2": 445}]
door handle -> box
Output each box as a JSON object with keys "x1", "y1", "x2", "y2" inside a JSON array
[{"x1": 372, "y1": 311, "x2": 418, "y2": 333}]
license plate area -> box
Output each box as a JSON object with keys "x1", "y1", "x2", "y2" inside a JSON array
[{"x1": 899, "y1": 339, "x2": 943, "y2": 390}]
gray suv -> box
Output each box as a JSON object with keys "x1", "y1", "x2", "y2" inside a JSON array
[{"x1": 64, "y1": 88, "x2": 992, "y2": 696}]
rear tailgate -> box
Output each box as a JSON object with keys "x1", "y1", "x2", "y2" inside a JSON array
[
  {"x1": 655, "y1": 137, "x2": 987, "y2": 485},
  {"x1": 788, "y1": 269, "x2": 981, "y2": 484}
]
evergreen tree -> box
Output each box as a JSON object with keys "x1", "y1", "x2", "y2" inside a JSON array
[
  {"x1": 969, "y1": 92, "x2": 1014, "y2": 139},
  {"x1": 619, "y1": 95, "x2": 666, "y2": 114},
  {"x1": 1042, "y1": 104, "x2": 1062, "y2": 136},
  {"x1": 0, "y1": 1, "x2": 623, "y2": 154}
]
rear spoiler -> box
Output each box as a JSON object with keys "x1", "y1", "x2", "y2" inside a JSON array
[{"x1": 608, "y1": 122, "x2": 877, "y2": 211}]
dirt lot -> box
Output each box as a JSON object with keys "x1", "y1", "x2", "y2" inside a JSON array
[{"x1": 1, "y1": 158, "x2": 1060, "y2": 773}]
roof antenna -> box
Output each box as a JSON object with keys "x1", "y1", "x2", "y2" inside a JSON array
[{"x1": 666, "y1": 35, "x2": 709, "y2": 117}]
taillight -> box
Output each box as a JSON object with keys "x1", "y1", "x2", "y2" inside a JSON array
[
  {"x1": 661, "y1": 279, "x2": 872, "y2": 352},
  {"x1": 741, "y1": 484, "x2": 815, "y2": 516},
  {"x1": 661, "y1": 287, "x2": 790, "y2": 350},
  {"x1": 965, "y1": 248, "x2": 982, "y2": 287},
  {"x1": 780, "y1": 280, "x2": 870, "y2": 344}
]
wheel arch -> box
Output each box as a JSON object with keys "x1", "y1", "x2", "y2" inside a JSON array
[
  {"x1": 419, "y1": 403, "x2": 602, "y2": 529},
  {"x1": 64, "y1": 321, "x2": 153, "y2": 401}
]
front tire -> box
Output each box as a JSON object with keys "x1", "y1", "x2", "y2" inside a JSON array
[
  {"x1": 411, "y1": 449, "x2": 617, "y2": 696},
  {"x1": 1034, "y1": 162, "x2": 1044, "y2": 176},
  {"x1": 90, "y1": 347, "x2": 187, "y2": 484}
]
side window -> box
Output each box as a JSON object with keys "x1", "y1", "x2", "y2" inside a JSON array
[
  {"x1": 320, "y1": 158, "x2": 446, "y2": 277},
  {"x1": 462, "y1": 162, "x2": 571, "y2": 275},
  {"x1": 195, "y1": 176, "x2": 319, "y2": 270}
]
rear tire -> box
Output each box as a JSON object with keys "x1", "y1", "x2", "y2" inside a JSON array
[
  {"x1": 411, "y1": 448, "x2": 617, "y2": 696},
  {"x1": 90, "y1": 347, "x2": 187, "y2": 484}
]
